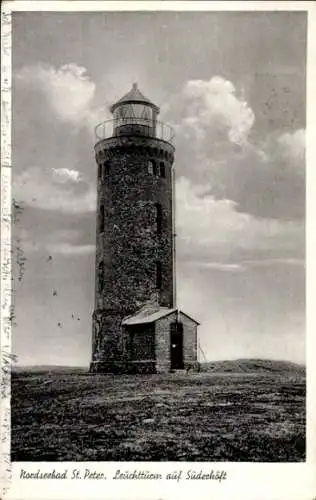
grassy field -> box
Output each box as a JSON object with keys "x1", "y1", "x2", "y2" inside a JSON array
[{"x1": 11, "y1": 364, "x2": 306, "y2": 462}]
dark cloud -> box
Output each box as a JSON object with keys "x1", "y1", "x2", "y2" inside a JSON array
[{"x1": 207, "y1": 138, "x2": 305, "y2": 220}]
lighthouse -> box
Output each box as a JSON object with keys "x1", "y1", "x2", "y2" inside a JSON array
[{"x1": 90, "y1": 84, "x2": 199, "y2": 374}]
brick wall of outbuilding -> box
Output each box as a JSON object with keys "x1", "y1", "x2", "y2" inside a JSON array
[
  {"x1": 155, "y1": 312, "x2": 177, "y2": 373},
  {"x1": 179, "y1": 312, "x2": 198, "y2": 369},
  {"x1": 155, "y1": 312, "x2": 198, "y2": 372}
]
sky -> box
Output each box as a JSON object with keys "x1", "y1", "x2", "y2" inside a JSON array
[{"x1": 11, "y1": 10, "x2": 306, "y2": 366}]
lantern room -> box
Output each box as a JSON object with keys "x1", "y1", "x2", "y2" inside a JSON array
[{"x1": 110, "y1": 83, "x2": 160, "y2": 138}]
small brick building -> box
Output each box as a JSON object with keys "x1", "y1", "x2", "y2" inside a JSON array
[
  {"x1": 122, "y1": 303, "x2": 199, "y2": 373},
  {"x1": 90, "y1": 84, "x2": 199, "y2": 374}
]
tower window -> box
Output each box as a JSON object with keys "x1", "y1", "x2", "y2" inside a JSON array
[
  {"x1": 98, "y1": 163, "x2": 102, "y2": 179},
  {"x1": 98, "y1": 261, "x2": 104, "y2": 293},
  {"x1": 104, "y1": 161, "x2": 110, "y2": 175},
  {"x1": 99, "y1": 204, "x2": 105, "y2": 233},
  {"x1": 153, "y1": 161, "x2": 157, "y2": 176},
  {"x1": 156, "y1": 261, "x2": 162, "y2": 290},
  {"x1": 102, "y1": 161, "x2": 110, "y2": 181},
  {"x1": 159, "y1": 162, "x2": 166, "y2": 178},
  {"x1": 155, "y1": 203, "x2": 162, "y2": 236}
]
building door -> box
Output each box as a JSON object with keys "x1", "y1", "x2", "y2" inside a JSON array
[{"x1": 170, "y1": 322, "x2": 184, "y2": 369}]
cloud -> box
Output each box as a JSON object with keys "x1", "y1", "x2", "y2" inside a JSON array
[
  {"x1": 275, "y1": 128, "x2": 305, "y2": 165},
  {"x1": 176, "y1": 176, "x2": 304, "y2": 268},
  {"x1": 16, "y1": 63, "x2": 97, "y2": 127},
  {"x1": 18, "y1": 239, "x2": 95, "y2": 257},
  {"x1": 165, "y1": 76, "x2": 305, "y2": 221},
  {"x1": 14, "y1": 166, "x2": 96, "y2": 214},
  {"x1": 15, "y1": 226, "x2": 95, "y2": 257},
  {"x1": 186, "y1": 258, "x2": 304, "y2": 273},
  {"x1": 205, "y1": 133, "x2": 305, "y2": 220},
  {"x1": 241, "y1": 258, "x2": 304, "y2": 268},
  {"x1": 164, "y1": 76, "x2": 255, "y2": 146},
  {"x1": 182, "y1": 77, "x2": 255, "y2": 145},
  {"x1": 188, "y1": 261, "x2": 246, "y2": 272},
  {"x1": 52, "y1": 168, "x2": 82, "y2": 184},
  {"x1": 53, "y1": 168, "x2": 82, "y2": 184},
  {"x1": 45, "y1": 243, "x2": 95, "y2": 255}
]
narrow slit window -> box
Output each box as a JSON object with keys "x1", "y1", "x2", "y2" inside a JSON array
[
  {"x1": 99, "y1": 205, "x2": 105, "y2": 233},
  {"x1": 98, "y1": 163, "x2": 102, "y2": 179},
  {"x1": 102, "y1": 161, "x2": 110, "y2": 181},
  {"x1": 98, "y1": 261, "x2": 104, "y2": 292},
  {"x1": 155, "y1": 203, "x2": 162, "y2": 236},
  {"x1": 159, "y1": 162, "x2": 166, "y2": 178},
  {"x1": 153, "y1": 160, "x2": 157, "y2": 176},
  {"x1": 156, "y1": 261, "x2": 162, "y2": 290}
]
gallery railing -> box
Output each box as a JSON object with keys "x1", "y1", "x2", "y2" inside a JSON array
[{"x1": 95, "y1": 118, "x2": 175, "y2": 146}]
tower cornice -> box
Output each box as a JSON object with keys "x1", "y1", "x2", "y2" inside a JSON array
[{"x1": 94, "y1": 134, "x2": 175, "y2": 164}]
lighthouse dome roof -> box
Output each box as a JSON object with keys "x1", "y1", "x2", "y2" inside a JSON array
[{"x1": 110, "y1": 83, "x2": 160, "y2": 113}]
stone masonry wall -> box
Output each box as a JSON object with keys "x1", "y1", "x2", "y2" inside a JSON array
[{"x1": 91, "y1": 135, "x2": 175, "y2": 371}]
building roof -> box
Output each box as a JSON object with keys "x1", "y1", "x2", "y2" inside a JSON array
[
  {"x1": 110, "y1": 83, "x2": 160, "y2": 113},
  {"x1": 122, "y1": 305, "x2": 176, "y2": 326},
  {"x1": 178, "y1": 310, "x2": 200, "y2": 325},
  {"x1": 122, "y1": 304, "x2": 199, "y2": 326}
]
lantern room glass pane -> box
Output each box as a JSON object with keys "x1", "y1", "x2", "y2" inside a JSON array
[{"x1": 114, "y1": 103, "x2": 154, "y2": 128}]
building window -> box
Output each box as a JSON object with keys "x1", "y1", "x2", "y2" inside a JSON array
[
  {"x1": 98, "y1": 261, "x2": 104, "y2": 293},
  {"x1": 99, "y1": 204, "x2": 105, "y2": 233},
  {"x1": 155, "y1": 203, "x2": 162, "y2": 236},
  {"x1": 156, "y1": 261, "x2": 162, "y2": 290},
  {"x1": 98, "y1": 163, "x2": 102, "y2": 179},
  {"x1": 159, "y1": 162, "x2": 166, "y2": 178}
]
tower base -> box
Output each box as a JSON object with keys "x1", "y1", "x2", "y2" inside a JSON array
[
  {"x1": 89, "y1": 360, "x2": 200, "y2": 374},
  {"x1": 89, "y1": 360, "x2": 157, "y2": 374},
  {"x1": 89, "y1": 360, "x2": 127, "y2": 374}
]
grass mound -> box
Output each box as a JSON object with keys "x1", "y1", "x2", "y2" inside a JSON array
[{"x1": 11, "y1": 367, "x2": 305, "y2": 462}]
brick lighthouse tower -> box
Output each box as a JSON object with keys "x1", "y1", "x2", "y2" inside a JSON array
[{"x1": 90, "y1": 84, "x2": 199, "y2": 374}]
